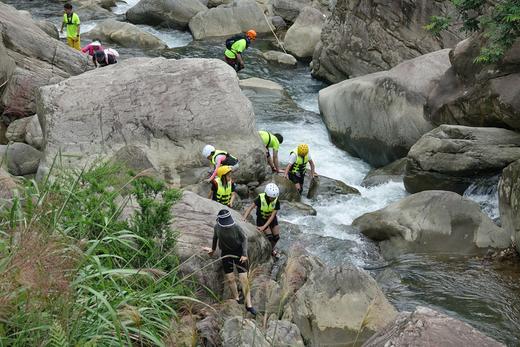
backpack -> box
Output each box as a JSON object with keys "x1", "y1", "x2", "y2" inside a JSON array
[{"x1": 225, "y1": 34, "x2": 248, "y2": 50}]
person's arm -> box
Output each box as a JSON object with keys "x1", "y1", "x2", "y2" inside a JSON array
[
  {"x1": 284, "y1": 153, "x2": 296, "y2": 178},
  {"x1": 208, "y1": 226, "x2": 218, "y2": 256},
  {"x1": 259, "y1": 210, "x2": 277, "y2": 231},
  {"x1": 243, "y1": 202, "x2": 255, "y2": 220},
  {"x1": 309, "y1": 159, "x2": 317, "y2": 177},
  {"x1": 76, "y1": 24, "x2": 80, "y2": 38},
  {"x1": 81, "y1": 45, "x2": 89, "y2": 53},
  {"x1": 229, "y1": 192, "x2": 237, "y2": 207},
  {"x1": 208, "y1": 156, "x2": 224, "y2": 181},
  {"x1": 236, "y1": 53, "x2": 245, "y2": 70},
  {"x1": 207, "y1": 186, "x2": 214, "y2": 199},
  {"x1": 273, "y1": 150, "x2": 282, "y2": 172},
  {"x1": 237, "y1": 225, "x2": 248, "y2": 262}
]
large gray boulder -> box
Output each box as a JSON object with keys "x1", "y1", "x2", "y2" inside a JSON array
[
  {"x1": 188, "y1": 0, "x2": 271, "y2": 40},
  {"x1": 426, "y1": 36, "x2": 520, "y2": 131},
  {"x1": 284, "y1": 6, "x2": 325, "y2": 59},
  {"x1": 25, "y1": 115, "x2": 43, "y2": 150},
  {"x1": 266, "y1": 320, "x2": 305, "y2": 347},
  {"x1": 273, "y1": 0, "x2": 332, "y2": 22},
  {"x1": 362, "y1": 158, "x2": 407, "y2": 187},
  {"x1": 362, "y1": 306, "x2": 505, "y2": 347},
  {"x1": 171, "y1": 191, "x2": 271, "y2": 296},
  {"x1": 404, "y1": 125, "x2": 520, "y2": 194},
  {"x1": 126, "y1": 0, "x2": 207, "y2": 29},
  {"x1": 6, "y1": 117, "x2": 32, "y2": 143},
  {"x1": 262, "y1": 50, "x2": 297, "y2": 66},
  {"x1": 319, "y1": 49, "x2": 450, "y2": 167},
  {"x1": 281, "y1": 249, "x2": 397, "y2": 346},
  {"x1": 0, "y1": 3, "x2": 91, "y2": 118},
  {"x1": 353, "y1": 191, "x2": 511, "y2": 258},
  {"x1": 220, "y1": 317, "x2": 270, "y2": 347},
  {"x1": 498, "y1": 160, "x2": 520, "y2": 255},
  {"x1": 86, "y1": 19, "x2": 167, "y2": 50},
  {"x1": 36, "y1": 58, "x2": 269, "y2": 184},
  {"x1": 312, "y1": 0, "x2": 461, "y2": 83}
]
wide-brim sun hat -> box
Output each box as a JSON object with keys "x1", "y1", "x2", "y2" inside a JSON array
[
  {"x1": 91, "y1": 41, "x2": 101, "y2": 46},
  {"x1": 217, "y1": 209, "x2": 235, "y2": 227}
]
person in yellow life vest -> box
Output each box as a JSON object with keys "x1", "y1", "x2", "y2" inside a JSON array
[
  {"x1": 243, "y1": 183, "x2": 281, "y2": 257},
  {"x1": 208, "y1": 166, "x2": 237, "y2": 207},
  {"x1": 60, "y1": 3, "x2": 81, "y2": 51},
  {"x1": 202, "y1": 144, "x2": 239, "y2": 182},
  {"x1": 258, "y1": 131, "x2": 284, "y2": 173},
  {"x1": 224, "y1": 30, "x2": 256, "y2": 72},
  {"x1": 284, "y1": 143, "x2": 316, "y2": 195}
]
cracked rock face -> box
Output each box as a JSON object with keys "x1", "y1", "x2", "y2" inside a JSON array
[
  {"x1": 362, "y1": 306, "x2": 505, "y2": 347},
  {"x1": 311, "y1": 0, "x2": 462, "y2": 83},
  {"x1": 353, "y1": 190, "x2": 511, "y2": 258},
  {"x1": 36, "y1": 57, "x2": 268, "y2": 185}
]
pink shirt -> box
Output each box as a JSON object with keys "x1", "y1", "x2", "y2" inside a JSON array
[
  {"x1": 208, "y1": 155, "x2": 226, "y2": 181},
  {"x1": 81, "y1": 43, "x2": 103, "y2": 56}
]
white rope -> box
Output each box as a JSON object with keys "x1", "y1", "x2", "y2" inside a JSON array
[{"x1": 263, "y1": 10, "x2": 287, "y2": 54}]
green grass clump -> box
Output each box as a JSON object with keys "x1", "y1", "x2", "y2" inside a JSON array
[{"x1": 0, "y1": 162, "x2": 197, "y2": 346}]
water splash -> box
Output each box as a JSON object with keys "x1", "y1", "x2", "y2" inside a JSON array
[{"x1": 463, "y1": 175, "x2": 501, "y2": 223}]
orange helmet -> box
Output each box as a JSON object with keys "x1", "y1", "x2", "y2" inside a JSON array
[{"x1": 246, "y1": 30, "x2": 257, "y2": 41}]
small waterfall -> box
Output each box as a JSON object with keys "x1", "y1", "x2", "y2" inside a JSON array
[{"x1": 463, "y1": 175, "x2": 501, "y2": 224}]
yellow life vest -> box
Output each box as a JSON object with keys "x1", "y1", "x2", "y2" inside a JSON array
[
  {"x1": 290, "y1": 148, "x2": 309, "y2": 175},
  {"x1": 214, "y1": 177, "x2": 232, "y2": 205},
  {"x1": 259, "y1": 193, "x2": 278, "y2": 220}
]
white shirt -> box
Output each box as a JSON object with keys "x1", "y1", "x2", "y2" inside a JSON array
[{"x1": 288, "y1": 152, "x2": 312, "y2": 164}]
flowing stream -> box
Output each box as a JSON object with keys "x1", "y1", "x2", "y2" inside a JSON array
[{"x1": 5, "y1": 1, "x2": 520, "y2": 345}]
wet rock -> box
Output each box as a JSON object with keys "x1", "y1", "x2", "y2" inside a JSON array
[
  {"x1": 278, "y1": 201, "x2": 316, "y2": 217},
  {"x1": 362, "y1": 306, "x2": 505, "y2": 347},
  {"x1": 270, "y1": 16, "x2": 287, "y2": 30},
  {"x1": 6, "y1": 117, "x2": 32, "y2": 143},
  {"x1": 362, "y1": 158, "x2": 407, "y2": 187},
  {"x1": 171, "y1": 191, "x2": 271, "y2": 296},
  {"x1": 86, "y1": 19, "x2": 167, "y2": 50},
  {"x1": 262, "y1": 50, "x2": 297, "y2": 66},
  {"x1": 188, "y1": 0, "x2": 271, "y2": 40},
  {"x1": 353, "y1": 191, "x2": 511, "y2": 258},
  {"x1": 305, "y1": 174, "x2": 359, "y2": 199},
  {"x1": 266, "y1": 320, "x2": 305, "y2": 347},
  {"x1": 220, "y1": 317, "x2": 270, "y2": 347},
  {"x1": 35, "y1": 20, "x2": 59, "y2": 40},
  {"x1": 426, "y1": 36, "x2": 520, "y2": 131},
  {"x1": 24, "y1": 115, "x2": 43, "y2": 150},
  {"x1": 36, "y1": 57, "x2": 268, "y2": 184},
  {"x1": 311, "y1": 0, "x2": 461, "y2": 83},
  {"x1": 284, "y1": 6, "x2": 325, "y2": 59},
  {"x1": 498, "y1": 159, "x2": 520, "y2": 256},
  {"x1": 281, "y1": 248, "x2": 397, "y2": 346},
  {"x1": 0, "y1": 143, "x2": 42, "y2": 176},
  {"x1": 239, "y1": 77, "x2": 285, "y2": 97},
  {"x1": 319, "y1": 49, "x2": 449, "y2": 167},
  {"x1": 0, "y1": 3, "x2": 91, "y2": 117},
  {"x1": 256, "y1": 174, "x2": 300, "y2": 202},
  {"x1": 126, "y1": 0, "x2": 207, "y2": 29},
  {"x1": 404, "y1": 125, "x2": 520, "y2": 194}
]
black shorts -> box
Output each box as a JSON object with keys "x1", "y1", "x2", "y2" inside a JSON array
[
  {"x1": 288, "y1": 172, "x2": 305, "y2": 186},
  {"x1": 256, "y1": 215, "x2": 279, "y2": 229},
  {"x1": 222, "y1": 250, "x2": 248, "y2": 274}
]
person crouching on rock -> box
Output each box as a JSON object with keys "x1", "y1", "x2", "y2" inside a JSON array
[
  {"x1": 224, "y1": 29, "x2": 257, "y2": 72},
  {"x1": 93, "y1": 48, "x2": 119, "y2": 68},
  {"x1": 205, "y1": 209, "x2": 257, "y2": 316},
  {"x1": 81, "y1": 39, "x2": 103, "y2": 56},
  {"x1": 243, "y1": 183, "x2": 281, "y2": 257},
  {"x1": 202, "y1": 144, "x2": 239, "y2": 183},
  {"x1": 259, "y1": 130, "x2": 284, "y2": 173},
  {"x1": 208, "y1": 166, "x2": 237, "y2": 208},
  {"x1": 284, "y1": 143, "x2": 317, "y2": 195}
]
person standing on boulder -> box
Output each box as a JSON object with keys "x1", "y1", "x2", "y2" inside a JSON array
[
  {"x1": 284, "y1": 143, "x2": 317, "y2": 195},
  {"x1": 208, "y1": 166, "x2": 237, "y2": 208},
  {"x1": 224, "y1": 30, "x2": 257, "y2": 72},
  {"x1": 259, "y1": 130, "x2": 284, "y2": 173},
  {"x1": 205, "y1": 209, "x2": 257, "y2": 316},
  {"x1": 243, "y1": 183, "x2": 281, "y2": 257},
  {"x1": 202, "y1": 144, "x2": 239, "y2": 183},
  {"x1": 60, "y1": 3, "x2": 81, "y2": 51}
]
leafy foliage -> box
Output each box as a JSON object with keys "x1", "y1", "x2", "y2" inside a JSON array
[{"x1": 427, "y1": 0, "x2": 520, "y2": 63}]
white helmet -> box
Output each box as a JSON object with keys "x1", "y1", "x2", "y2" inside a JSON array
[
  {"x1": 265, "y1": 183, "x2": 279, "y2": 198},
  {"x1": 202, "y1": 144, "x2": 215, "y2": 158}
]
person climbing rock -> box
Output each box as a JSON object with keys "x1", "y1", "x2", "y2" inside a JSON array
[
  {"x1": 60, "y1": 3, "x2": 81, "y2": 51},
  {"x1": 81, "y1": 39, "x2": 103, "y2": 56},
  {"x1": 224, "y1": 29, "x2": 257, "y2": 72},
  {"x1": 208, "y1": 165, "x2": 237, "y2": 208},
  {"x1": 93, "y1": 48, "x2": 119, "y2": 67},
  {"x1": 284, "y1": 143, "x2": 316, "y2": 195},
  {"x1": 259, "y1": 130, "x2": 284, "y2": 173},
  {"x1": 202, "y1": 144, "x2": 239, "y2": 182},
  {"x1": 243, "y1": 183, "x2": 281, "y2": 257},
  {"x1": 205, "y1": 209, "x2": 257, "y2": 316}
]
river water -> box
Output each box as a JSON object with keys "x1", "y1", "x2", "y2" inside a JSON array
[{"x1": 5, "y1": 1, "x2": 520, "y2": 345}]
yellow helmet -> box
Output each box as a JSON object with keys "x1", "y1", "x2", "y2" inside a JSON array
[
  {"x1": 216, "y1": 165, "x2": 232, "y2": 178},
  {"x1": 297, "y1": 144, "x2": 309, "y2": 156}
]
